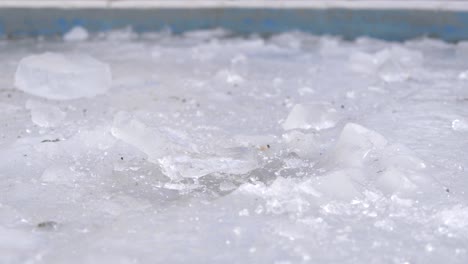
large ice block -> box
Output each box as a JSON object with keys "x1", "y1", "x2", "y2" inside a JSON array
[{"x1": 15, "y1": 52, "x2": 111, "y2": 100}]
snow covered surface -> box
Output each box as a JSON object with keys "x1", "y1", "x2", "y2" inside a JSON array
[{"x1": 1, "y1": 27, "x2": 468, "y2": 263}]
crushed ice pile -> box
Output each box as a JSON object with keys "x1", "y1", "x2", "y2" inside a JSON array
[{"x1": 1, "y1": 27, "x2": 468, "y2": 263}]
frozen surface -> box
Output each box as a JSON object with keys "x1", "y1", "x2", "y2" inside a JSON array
[{"x1": 0, "y1": 29, "x2": 468, "y2": 263}]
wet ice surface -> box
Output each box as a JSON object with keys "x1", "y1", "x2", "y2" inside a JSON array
[{"x1": 1, "y1": 29, "x2": 468, "y2": 263}]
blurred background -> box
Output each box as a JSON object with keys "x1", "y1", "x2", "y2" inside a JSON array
[{"x1": 0, "y1": 0, "x2": 468, "y2": 41}]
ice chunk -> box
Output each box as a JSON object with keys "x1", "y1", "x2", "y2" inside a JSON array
[
  {"x1": 349, "y1": 46, "x2": 423, "y2": 82},
  {"x1": 319, "y1": 37, "x2": 344, "y2": 56},
  {"x1": 332, "y1": 123, "x2": 388, "y2": 168},
  {"x1": 387, "y1": 46, "x2": 423, "y2": 66},
  {"x1": 215, "y1": 69, "x2": 245, "y2": 86},
  {"x1": 380, "y1": 143, "x2": 426, "y2": 171},
  {"x1": 328, "y1": 123, "x2": 428, "y2": 195},
  {"x1": 237, "y1": 171, "x2": 362, "y2": 213},
  {"x1": 282, "y1": 130, "x2": 320, "y2": 159},
  {"x1": 298, "y1": 87, "x2": 315, "y2": 96},
  {"x1": 282, "y1": 103, "x2": 338, "y2": 131},
  {"x1": 313, "y1": 169, "x2": 363, "y2": 200},
  {"x1": 375, "y1": 168, "x2": 417, "y2": 195},
  {"x1": 378, "y1": 47, "x2": 423, "y2": 82},
  {"x1": 112, "y1": 112, "x2": 258, "y2": 180},
  {"x1": 15, "y1": 52, "x2": 112, "y2": 100},
  {"x1": 452, "y1": 119, "x2": 468, "y2": 132},
  {"x1": 111, "y1": 112, "x2": 176, "y2": 163},
  {"x1": 63, "y1": 26, "x2": 89, "y2": 42},
  {"x1": 159, "y1": 148, "x2": 258, "y2": 179},
  {"x1": 349, "y1": 51, "x2": 388, "y2": 74},
  {"x1": 25, "y1": 100, "x2": 66, "y2": 127}
]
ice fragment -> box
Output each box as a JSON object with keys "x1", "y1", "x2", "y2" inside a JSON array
[
  {"x1": 15, "y1": 52, "x2": 112, "y2": 100},
  {"x1": 282, "y1": 103, "x2": 338, "y2": 131},
  {"x1": 63, "y1": 26, "x2": 89, "y2": 42}
]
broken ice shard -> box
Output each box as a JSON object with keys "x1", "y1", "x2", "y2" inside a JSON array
[
  {"x1": 282, "y1": 130, "x2": 320, "y2": 159},
  {"x1": 158, "y1": 148, "x2": 258, "y2": 180},
  {"x1": 332, "y1": 123, "x2": 388, "y2": 168},
  {"x1": 111, "y1": 112, "x2": 258, "y2": 180},
  {"x1": 349, "y1": 46, "x2": 423, "y2": 82},
  {"x1": 327, "y1": 123, "x2": 428, "y2": 196},
  {"x1": 14, "y1": 52, "x2": 112, "y2": 100},
  {"x1": 282, "y1": 103, "x2": 338, "y2": 131},
  {"x1": 25, "y1": 100, "x2": 66, "y2": 127}
]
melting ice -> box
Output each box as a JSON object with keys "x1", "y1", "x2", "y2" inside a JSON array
[{"x1": 0, "y1": 28, "x2": 467, "y2": 263}]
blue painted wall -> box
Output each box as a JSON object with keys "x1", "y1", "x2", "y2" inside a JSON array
[{"x1": 0, "y1": 8, "x2": 468, "y2": 41}]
